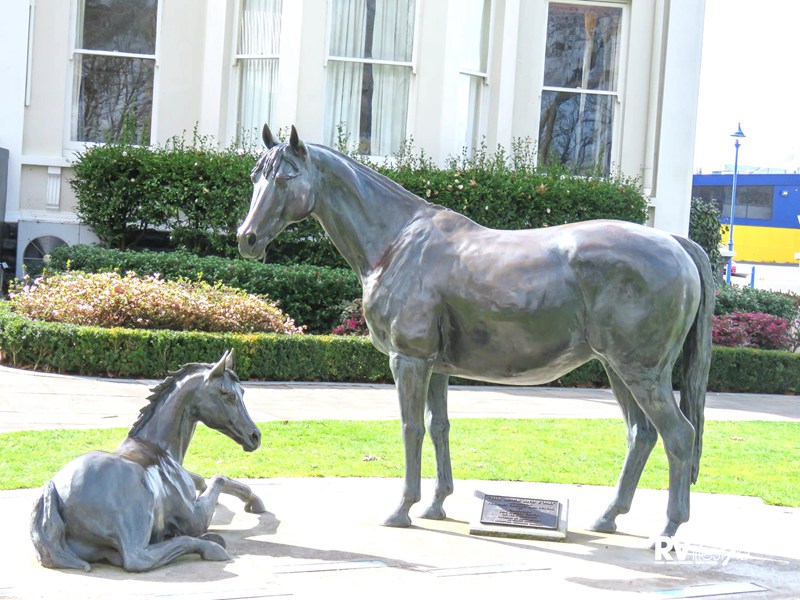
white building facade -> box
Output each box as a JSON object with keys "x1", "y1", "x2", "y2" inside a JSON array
[{"x1": 0, "y1": 0, "x2": 706, "y2": 278}]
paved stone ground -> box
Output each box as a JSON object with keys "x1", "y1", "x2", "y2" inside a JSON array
[
  {"x1": 1, "y1": 365, "x2": 799, "y2": 598},
  {"x1": 3, "y1": 479, "x2": 799, "y2": 599}
]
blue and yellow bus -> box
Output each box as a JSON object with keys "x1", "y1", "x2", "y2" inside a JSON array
[{"x1": 691, "y1": 173, "x2": 800, "y2": 263}]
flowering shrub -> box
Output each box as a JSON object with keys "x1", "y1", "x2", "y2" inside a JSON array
[
  {"x1": 9, "y1": 271, "x2": 302, "y2": 334},
  {"x1": 712, "y1": 312, "x2": 791, "y2": 350},
  {"x1": 331, "y1": 299, "x2": 369, "y2": 336}
]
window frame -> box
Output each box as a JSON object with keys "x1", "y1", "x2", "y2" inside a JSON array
[
  {"x1": 322, "y1": 0, "x2": 421, "y2": 158},
  {"x1": 65, "y1": 0, "x2": 162, "y2": 151},
  {"x1": 536, "y1": 0, "x2": 629, "y2": 175}
]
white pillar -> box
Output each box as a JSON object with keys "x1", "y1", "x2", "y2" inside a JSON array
[
  {"x1": 651, "y1": 0, "x2": 706, "y2": 235},
  {"x1": 0, "y1": 0, "x2": 32, "y2": 223}
]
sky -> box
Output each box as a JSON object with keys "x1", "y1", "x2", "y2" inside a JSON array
[{"x1": 693, "y1": 0, "x2": 800, "y2": 173}]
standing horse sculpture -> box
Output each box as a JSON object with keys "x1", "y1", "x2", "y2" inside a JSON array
[
  {"x1": 238, "y1": 125, "x2": 714, "y2": 539},
  {"x1": 30, "y1": 349, "x2": 266, "y2": 572}
]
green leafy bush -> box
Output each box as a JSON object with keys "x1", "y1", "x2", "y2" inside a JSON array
[
  {"x1": 688, "y1": 197, "x2": 726, "y2": 280},
  {"x1": 71, "y1": 133, "x2": 258, "y2": 256},
  {"x1": 10, "y1": 271, "x2": 301, "y2": 334},
  {"x1": 715, "y1": 285, "x2": 799, "y2": 321},
  {"x1": 69, "y1": 135, "x2": 648, "y2": 267},
  {"x1": 45, "y1": 245, "x2": 361, "y2": 334}
]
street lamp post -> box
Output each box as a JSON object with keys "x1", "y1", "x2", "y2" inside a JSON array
[{"x1": 726, "y1": 123, "x2": 746, "y2": 284}]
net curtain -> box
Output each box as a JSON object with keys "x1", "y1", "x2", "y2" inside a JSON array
[{"x1": 324, "y1": 0, "x2": 415, "y2": 155}]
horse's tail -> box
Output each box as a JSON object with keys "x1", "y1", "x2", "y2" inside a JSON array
[
  {"x1": 672, "y1": 235, "x2": 715, "y2": 484},
  {"x1": 30, "y1": 481, "x2": 90, "y2": 571}
]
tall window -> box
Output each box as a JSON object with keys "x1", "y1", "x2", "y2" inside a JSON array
[
  {"x1": 235, "y1": 0, "x2": 282, "y2": 148},
  {"x1": 455, "y1": 0, "x2": 491, "y2": 156},
  {"x1": 72, "y1": 0, "x2": 157, "y2": 144},
  {"x1": 324, "y1": 0, "x2": 416, "y2": 156},
  {"x1": 538, "y1": 2, "x2": 622, "y2": 175}
]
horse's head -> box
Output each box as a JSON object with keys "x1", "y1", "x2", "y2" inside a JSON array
[
  {"x1": 197, "y1": 349, "x2": 261, "y2": 452},
  {"x1": 237, "y1": 124, "x2": 315, "y2": 260}
]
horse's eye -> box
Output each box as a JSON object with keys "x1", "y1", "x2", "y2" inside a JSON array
[{"x1": 276, "y1": 162, "x2": 299, "y2": 180}]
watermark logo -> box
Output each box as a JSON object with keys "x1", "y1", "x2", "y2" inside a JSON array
[{"x1": 650, "y1": 537, "x2": 750, "y2": 565}]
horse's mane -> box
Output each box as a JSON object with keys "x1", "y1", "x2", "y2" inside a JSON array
[
  {"x1": 253, "y1": 142, "x2": 441, "y2": 213},
  {"x1": 313, "y1": 145, "x2": 436, "y2": 209},
  {"x1": 127, "y1": 362, "x2": 207, "y2": 438}
]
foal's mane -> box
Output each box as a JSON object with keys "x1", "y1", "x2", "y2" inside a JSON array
[{"x1": 127, "y1": 362, "x2": 207, "y2": 438}]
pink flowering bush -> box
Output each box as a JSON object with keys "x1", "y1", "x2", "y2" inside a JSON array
[
  {"x1": 9, "y1": 271, "x2": 303, "y2": 334},
  {"x1": 331, "y1": 299, "x2": 369, "y2": 336},
  {"x1": 712, "y1": 312, "x2": 791, "y2": 351}
]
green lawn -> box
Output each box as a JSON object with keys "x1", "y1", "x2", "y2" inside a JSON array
[{"x1": 1, "y1": 419, "x2": 798, "y2": 507}]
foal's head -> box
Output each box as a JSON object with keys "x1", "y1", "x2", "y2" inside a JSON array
[{"x1": 192, "y1": 349, "x2": 261, "y2": 452}]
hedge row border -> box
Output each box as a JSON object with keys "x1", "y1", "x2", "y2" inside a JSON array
[{"x1": 0, "y1": 304, "x2": 798, "y2": 394}]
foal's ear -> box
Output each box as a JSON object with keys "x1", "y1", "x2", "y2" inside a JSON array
[
  {"x1": 262, "y1": 123, "x2": 280, "y2": 149},
  {"x1": 289, "y1": 125, "x2": 308, "y2": 158},
  {"x1": 207, "y1": 350, "x2": 229, "y2": 380},
  {"x1": 225, "y1": 348, "x2": 236, "y2": 371}
]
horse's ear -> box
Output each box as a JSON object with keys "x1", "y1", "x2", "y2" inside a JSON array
[
  {"x1": 262, "y1": 123, "x2": 280, "y2": 149},
  {"x1": 207, "y1": 350, "x2": 229, "y2": 380},
  {"x1": 225, "y1": 348, "x2": 236, "y2": 371},
  {"x1": 289, "y1": 125, "x2": 307, "y2": 158}
]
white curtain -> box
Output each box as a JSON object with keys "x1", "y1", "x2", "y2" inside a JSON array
[
  {"x1": 237, "y1": 0, "x2": 282, "y2": 146},
  {"x1": 324, "y1": 0, "x2": 366, "y2": 150},
  {"x1": 325, "y1": 0, "x2": 415, "y2": 156}
]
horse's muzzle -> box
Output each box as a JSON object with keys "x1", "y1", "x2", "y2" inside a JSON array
[
  {"x1": 237, "y1": 230, "x2": 267, "y2": 260},
  {"x1": 242, "y1": 429, "x2": 261, "y2": 452}
]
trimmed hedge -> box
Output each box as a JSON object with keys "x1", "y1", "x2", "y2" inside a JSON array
[
  {"x1": 0, "y1": 303, "x2": 384, "y2": 381},
  {"x1": 45, "y1": 245, "x2": 361, "y2": 334},
  {"x1": 1, "y1": 303, "x2": 798, "y2": 394}
]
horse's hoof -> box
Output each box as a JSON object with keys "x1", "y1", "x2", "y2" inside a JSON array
[
  {"x1": 382, "y1": 512, "x2": 412, "y2": 528},
  {"x1": 245, "y1": 496, "x2": 267, "y2": 514},
  {"x1": 201, "y1": 532, "x2": 227, "y2": 548},
  {"x1": 589, "y1": 516, "x2": 617, "y2": 534},
  {"x1": 201, "y1": 541, "x2": 231, "y2": 562},
  {"x1": 419, "y1": 504, "x2": 446, "y2": 520},
  {"x1": 660, "y1": 519, "x2": 681, "y2": 538}
]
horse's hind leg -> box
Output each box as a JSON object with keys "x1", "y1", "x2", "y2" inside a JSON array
[
  {"x1": 618, "y1": 369, "x2": 695, "y2": 538},
  {"x1": 118, "y1": 537, "x2": 230, "y2": 572},
  {"x1": 420, "y1": 373, "x2": 453, "y2": 520},
  {"x1": 591, "y1": 366, "x2": 658, "y2": 533},
  {"x1": 384, "y1": 353, "x2": 432, "y2": 528}
]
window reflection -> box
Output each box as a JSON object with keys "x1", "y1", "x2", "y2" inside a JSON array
[
  {"x1": 72, "y1": 0, "x2": 157, "y2": 143},
  {"x1": 539, "y1": 2, "x2": 621, "y2": 175}
]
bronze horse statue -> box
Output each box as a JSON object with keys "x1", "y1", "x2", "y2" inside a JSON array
[
  {"x1": 30, "y1": 350, "x2": 266, "y2": 572},
  {"x1": 237, "y1": 125, "x2": 714, "y2": 539}
]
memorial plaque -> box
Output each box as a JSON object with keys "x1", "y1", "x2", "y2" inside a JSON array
[{"x1": 480, "y1": 495, "x2": 561, "y2": 530}]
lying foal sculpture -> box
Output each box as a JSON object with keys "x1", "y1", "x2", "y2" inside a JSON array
[
  {"x1": 237, "y1": 125, "x2": 714, "y2": 540},
  {"x1": 30, "y1": 349, "x2": 265, "y2": 572}
]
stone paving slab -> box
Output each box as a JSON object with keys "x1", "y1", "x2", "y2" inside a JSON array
[{"x1": 3, "y1": 478, "x2": 799, "y2": 599}]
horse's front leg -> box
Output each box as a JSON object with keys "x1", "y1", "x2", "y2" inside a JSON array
[
  {"x1": 189, "y1": 475, "x2": 231, "y2": 534},
  {"x1": 187, "y1": 470, "x2": 265, "y2": 513},
  {"x1": 384, "y1": 353, "x2": 433, "y2": 528},
  {"x1": 420, "y1": 373, "x2": 453, "y2": 520}
]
